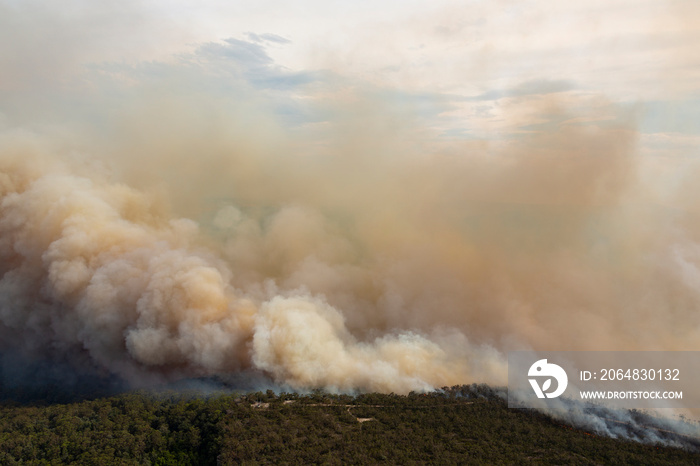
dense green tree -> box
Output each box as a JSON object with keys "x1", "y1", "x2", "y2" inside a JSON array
[{"x1": 0, "y1": 386, "x2": 698, "y2": 464}]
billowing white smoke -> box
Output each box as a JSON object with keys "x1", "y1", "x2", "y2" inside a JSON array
[{"x1": 253, "y1": 294, "x2": 500, "y2": 393}]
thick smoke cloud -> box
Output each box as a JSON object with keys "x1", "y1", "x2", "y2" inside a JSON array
[
  {"x1": 0, "y1": 129, "x2": 507, "y2": 392},
  {"x1": 1, "y1": 87, "x2": 698, "y2": 397}
]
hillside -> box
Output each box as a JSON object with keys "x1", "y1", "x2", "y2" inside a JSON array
[{"x1": 1, "y1": 385, "x2": 699, "y2": 465}]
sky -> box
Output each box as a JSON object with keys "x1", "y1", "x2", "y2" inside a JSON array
[
  {"x1": 1, "y1": 0, "x2": 698, "y2": 188},
  {"x1": 2, "y1": 1, "x2": 699, "y2": 135},
  {"x1": 1, "y1": 0, "x2": 700, "y2": 398}
]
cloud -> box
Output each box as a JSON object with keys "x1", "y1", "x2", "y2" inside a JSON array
[
  {"x1": 180, "y1": 37, "x2": 318, "y2": 92},
  {"x1": 465, "y1": 79, "x2": 578, "y2": 102},
  {"x1": 246, "y1": 32, "x2": 291, "y2": 44},
  {"x1": 202, "y1": 38, "x2": 273, "y2": 68}
]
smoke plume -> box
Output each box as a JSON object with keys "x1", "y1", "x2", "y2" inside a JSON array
[
  {"x1": 0, "y1": 126, "x2": 510, "y2": 392},
  {"x1": 1, "y1": 88, "x2": 698, "y2": 398}
]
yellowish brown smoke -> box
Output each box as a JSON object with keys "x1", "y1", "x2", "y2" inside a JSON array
[
  {"x1": 0, "y1": 90, "x2": 699, "y2": 394},
  {"x1": 0, "y1": 127, "x2": 505, "y2": 392}
]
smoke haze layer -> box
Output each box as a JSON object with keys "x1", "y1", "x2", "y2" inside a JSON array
[{"x1": 1, "y1": 91, "x2": 698, "y2": 396}]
